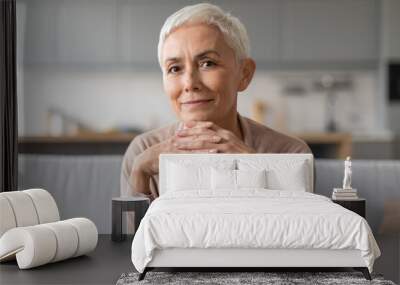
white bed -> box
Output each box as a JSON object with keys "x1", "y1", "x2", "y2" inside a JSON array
[{"x1": 131, "y1": 154, "x2": 380, "y2": 280}]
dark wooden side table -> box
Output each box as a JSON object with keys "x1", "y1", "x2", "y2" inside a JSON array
[
  {"x1": 112, "y1": 197, "x2": 150, "y2": 242},
  {"x1": 332, "y1": 198, "x2": 366, "y2": 218}
]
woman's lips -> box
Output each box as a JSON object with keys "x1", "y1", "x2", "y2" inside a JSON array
[{"x1": 181, "y1": 99, "x2": 214, "y2": 109}]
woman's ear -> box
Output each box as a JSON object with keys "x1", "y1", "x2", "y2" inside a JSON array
[{"x1": 237, "y1": 58, "x2": 256, "y2": 92}]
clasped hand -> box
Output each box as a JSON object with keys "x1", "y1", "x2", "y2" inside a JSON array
[
  {"x1": 134, "y1": 120, "x2": 254, "y2": 177},
  {"x1": 174, "y1": 121, "x2": 254, "y2": 154}
]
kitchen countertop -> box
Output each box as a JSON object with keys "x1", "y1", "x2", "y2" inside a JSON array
[
  {"x1": 18, "y1": 132, "x2": 355, "y2": 158},
  {"x1": 18, "y1": 133, "x2": 138, "y2": 155},
  {"x1": 18, "y1": 133, "x2": 137, "y2": 144},
  {"x1": 19, "y1": 132, "x2": 352, "y2": 144},
  {"x1": 294, "y1": 132, "x2": 352, "y2": 159},
  {"x1": 20, "y1": 131, "x2": 398, "y2": 159}
]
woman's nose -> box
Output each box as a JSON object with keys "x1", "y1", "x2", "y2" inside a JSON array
[{"x1": 183, "y1": 68, "x2": 201, "y2": 93}]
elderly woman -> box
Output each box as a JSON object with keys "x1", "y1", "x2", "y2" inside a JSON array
[{"x1": 121, "y1": 3, "x2": 311, "y2": 200}]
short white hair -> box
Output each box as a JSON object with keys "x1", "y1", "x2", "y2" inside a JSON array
[{"x1": 157, "y1": 3, "x2": 250, "y2": 67}]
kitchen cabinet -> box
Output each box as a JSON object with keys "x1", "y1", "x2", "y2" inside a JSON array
[
  {"x1": 23, "y1": 0, "x2": 118, "y2": 66},
  {"x1": 24, "y1": 0, "x2": 59, "y2": 65},
  {"x1": 280, "y1": 0, "x2": 379, "y2": 63},
  {"x1": 381, "y1": 0, "x2": 400, "y2": 59},
  {"x1": 21, "y1": 0, "x2": 380, "y2": 69},
  {"x1": 116, "y1": 0, "x2": 184, "y2": 66},
  {"x1": 215, "y1": 0, "x2": 281, "y2": 63},
  {"x1": 115, "y1": 0, "x2": 281, "y2": 66},
  {"x1": 58, "y1": 0, "x2": 117, "y2": 64},
  {"x1": 296, "y1": 132, "x2": 352, "y2": 159},
  {"x1": 117, "y1": 0, "x2": 281, "y2": 65}
]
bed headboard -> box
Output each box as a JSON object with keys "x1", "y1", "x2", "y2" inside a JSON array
[{"x1": 159, "y1": 153, "x2": 314, "y2": 195}]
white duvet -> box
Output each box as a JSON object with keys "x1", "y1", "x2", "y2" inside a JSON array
[{"x1": 131, "y1": 190, "x2": 380, "y2": 273}]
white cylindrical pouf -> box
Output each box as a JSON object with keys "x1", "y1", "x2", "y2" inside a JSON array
[
  {"x1": 0, "y1": 196, "x2": 17, "y2": 237},
  {"x1": 42, "y1": 221, "x2": 79, "y2": 262},
  {"x1": 0, "y1": 219, "x2": 98, "y2": 269},
  {"x1": 23, "y1": 189, "x2": 60, "y2": 223},
  {"x1": 0, "y1": 192, "x2": 39, "y2": 227},
  {"x1": 65, "y1": 218, "x2": 98, "y2": 257},
  {"x1": 0, "y1": 226, "x2": 57, "y2": 269}
]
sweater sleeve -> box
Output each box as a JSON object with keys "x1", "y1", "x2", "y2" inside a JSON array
[{"x1": 120, "y1": 136, "x2": 147, "y2": 197}]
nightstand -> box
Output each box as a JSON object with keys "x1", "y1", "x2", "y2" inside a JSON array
[
  {"x1": 332, "y1": 198, "x2": 366, "y2": 218},
  {"x1": 112, "y1": 197, "x2": 150, "y2": 242}
]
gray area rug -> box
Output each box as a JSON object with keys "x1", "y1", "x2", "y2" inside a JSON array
[{"x1": 116, "y1": 271, "x2": 396, "y2": 285}]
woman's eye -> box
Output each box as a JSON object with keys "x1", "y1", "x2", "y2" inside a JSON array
[
  {"x1": 168, "y1": 66, "x2": 180, "y2": 74},
  {"x1": 200, "y1": 61, "x2": 216, "y2": 68}
]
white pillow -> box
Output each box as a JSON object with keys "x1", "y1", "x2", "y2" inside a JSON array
[
  {"x1": 166, "y1": 160, "x2": 235, "y2": 192},
  {"x1": 211, "y1": 168, "x2": 267, "y2": 190},
  {"x1": 211, "y1": 168, "x2": 236, "y2": 190},
  {"x1": 238, "y1": 159, "x2": 310, "y2": 192},
  {"x1": 166, "y1": 162, "x2": 209, "y2": 191},
  {"x1": 266, "y1": 161, "x2": 308, "y2": 191},
  {"x1": 236, "y1": 169, "x2": 267, "y2": 188}
]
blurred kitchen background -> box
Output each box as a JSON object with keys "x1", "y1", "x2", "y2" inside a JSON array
[{"x1": 15, "y1": 0, "x2": 400, "y2": 158}]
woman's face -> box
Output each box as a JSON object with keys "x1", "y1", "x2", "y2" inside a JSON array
[{"x1": 161, "y1": 23, "x2": 244, "y2": 123}]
